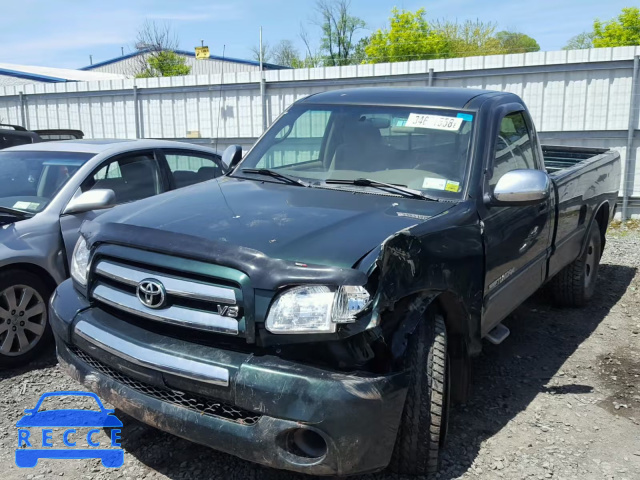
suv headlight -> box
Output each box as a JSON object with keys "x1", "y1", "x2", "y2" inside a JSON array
[
  {"x1": 70, "y1": 237, "x2": 91, "y2": 287},
  {"x1": 265, "y1": 285, "x2": 370, "y2": 334}
]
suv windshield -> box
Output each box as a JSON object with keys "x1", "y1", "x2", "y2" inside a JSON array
[
  {"x1": 237, "y1": 104, "x2": 475, "y2": 199},
  {"x1": 0, "y1": 151, "x2": 94, "y2": 213}
]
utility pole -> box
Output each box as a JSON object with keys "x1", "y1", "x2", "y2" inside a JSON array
[
  {"x1": 121, "y1": 47, "x2": 124, "y2": 56},
  {"x1": 89, "y1": 55, "x2": 93, "y2": 65},
  {"x1": 260, "y1": 26, "x2": 267, "y2": 132}
]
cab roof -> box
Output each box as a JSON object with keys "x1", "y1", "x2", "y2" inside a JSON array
[
  {"x1": 300, "y1": 87, "x2": 501, "y2": 109},
  {"x1": 3, "y1": 139, "x2": 219, "y2": 156}
]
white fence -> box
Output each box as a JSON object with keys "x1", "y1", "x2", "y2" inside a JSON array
[{"x1": 1, "y1": 46, "x2": 639, "y2": 213}]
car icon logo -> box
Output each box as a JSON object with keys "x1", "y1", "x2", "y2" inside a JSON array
[{"x1": 15, "y1": 391, "x2": 124, "y2": 468}]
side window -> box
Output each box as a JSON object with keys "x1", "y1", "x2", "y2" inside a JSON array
[
  {"x1": 489, "y1": 112, "x2": 536, "y2": 188},
  {"x1": 163, "y1": 151, "x2": 222, "y2": 188},
  {"x1": 256, "y1": 110, "x2": 332, "y2": 168},
  {"x1": 82, "y1": 152, "x2": 161, "y2": 204}
]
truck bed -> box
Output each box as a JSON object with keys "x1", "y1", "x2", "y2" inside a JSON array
[{"x1": 542, "y1": 145, "x2": 609, "y2": 173}]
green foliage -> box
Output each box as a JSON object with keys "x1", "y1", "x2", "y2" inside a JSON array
[
  {"x1": 365, "y1": 8, "x2": 447, "y2": 63},
  {"x1": 435, "y1": 19, "x2": 503, "y2": 57},
  {"x1": 563, "y1": 32, "x2": 594, "y2": 50},
  {"x1": 351, "y1": 37, "x2": 370, "y2": 64},
  {"x1": 135, "y1": 51, "x2": 191, "y2": 78},
  {"x1": 364, "y1": 9, "x2": 542, "y2": 63},
  {"x1": 592, "y1": 7, "x2": 640, "y2": 47},
  {"x1": 495, "y1": 31, "x2": 540, "y2": 54}
]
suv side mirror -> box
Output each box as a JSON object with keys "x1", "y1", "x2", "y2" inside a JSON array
[
  {"x1": 488, "y1": 169, "x2": 550, "y2": 206},
  {"x1": 222, "y1": 145, "x2": 243, "y2": 172},
  {"x1": 63, "y1": 189, "x2": 116, "y2": 215}
]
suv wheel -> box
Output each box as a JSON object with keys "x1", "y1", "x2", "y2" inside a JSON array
[{"x1": 0, "y1": 270, "x2": 52, "y2": 368}]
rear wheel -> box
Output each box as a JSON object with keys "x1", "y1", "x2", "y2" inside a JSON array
[
  {"x1": 549, "y1": 220, "x2": 602, "y2": 307},
  {"x1": 389, "y1": 310, "x2": 449, "y2": 476},
  {"x1": 0, "y1": 270, "x2": 52, "y2": 368}
]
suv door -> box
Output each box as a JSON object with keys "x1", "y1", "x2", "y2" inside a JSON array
[
  {"x1": 158, "y1": 149, "x2": 223, "y2": 189},
  {"x1": 59, "y1": 150, "x2": 165, "y2": 263},
  {"x1": 480, "y1": 108, "x2": 553, "y2": 334}
]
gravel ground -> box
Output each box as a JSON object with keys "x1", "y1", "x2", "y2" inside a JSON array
[{"x1": 1, "y1": 230, "x2": 639, "y2": 480}]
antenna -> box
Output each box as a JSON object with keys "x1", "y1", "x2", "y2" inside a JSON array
[
  {"x1": 121, "y1": 46, "x2": 124, "y2": 56},
  {"x1": 89, "y1": 55, "x2": 93, "y2": 65},
  {"x1": 214, "y1": 44, "x2": 226, "y2": 154},
  {"x1": 201, "y1": 39, "x2": 204, "y2": 47}
]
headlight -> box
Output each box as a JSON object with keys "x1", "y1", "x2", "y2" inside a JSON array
[
  {"x1": 265, "y1": 285, "x2": 370, "y2": 334},
  {"x1": 70, "y1": 236, "x2": 90, "y2": 287}
]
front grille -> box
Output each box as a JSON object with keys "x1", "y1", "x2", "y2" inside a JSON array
[
  {"x1": 70, "y1": 346, "x2": 261, "y2": 426},
  {"x1": 89, "y1": 258, "x2": 243, "y2": 337}
]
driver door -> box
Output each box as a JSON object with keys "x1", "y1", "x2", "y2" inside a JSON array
[
  {"x1": 59, "y1": 150, "x2": 164, "y2": 265},
  {"x1": 480, "y1": 110, "x2": 553, "y2": 334}
]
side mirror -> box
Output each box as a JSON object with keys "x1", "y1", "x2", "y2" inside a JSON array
[
  {"x1": 488, "y1": 169, "x2": 550, "y2": 206},
  {"x1": 222, "y1": 145, "x2": 243, "y2": 172},
  {"x1": 63, "y1": 189, "x2": 116, "y2": 215}
]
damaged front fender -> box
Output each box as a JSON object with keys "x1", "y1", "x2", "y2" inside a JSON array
[{"x1": 371, "y1": 201, "x2": 484, "y2": 358}]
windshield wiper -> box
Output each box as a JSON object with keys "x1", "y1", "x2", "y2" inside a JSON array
[
  {"x1": 0, "y1": 206, "x2": 33, "y2": 218},
  {"x1": 241, "y1": 168, "x2": 310, "y2": 187},
  {"x1": 324, "y1": 178, "x2": 440, "y2": 201}
]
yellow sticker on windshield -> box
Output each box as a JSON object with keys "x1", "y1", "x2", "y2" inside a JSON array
[
  {"x1": 445, "y1": 181, "x2": 461, "y2": 193},
  {"x1": 405, "y1": 113, "x2": 463, "y2": 131}
]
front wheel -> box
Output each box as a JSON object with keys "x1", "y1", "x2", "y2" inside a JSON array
[
  {"x1": 549, "y1": 220, "x2": 602, "y2": 307},
  {"x1": 0, "y1": 270, "x2": 53, "y2": 369},
  {"x1": 389, "y1": 310, "x2": 449, "y2": 476}
]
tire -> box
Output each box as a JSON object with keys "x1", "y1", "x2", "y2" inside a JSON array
[
  {"x1": 549, "y1": 220, "x2": 602, "y2": 307},
  {"x1": 389, "y1": 310, "x2": 449, "y2": 476},
  {"x1": 0, "y1": 270, "x2": 53, "y2": 369}
]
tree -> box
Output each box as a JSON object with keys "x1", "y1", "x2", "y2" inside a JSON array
[
  {"x1": 365, "y1": 8, "x2": 447, "y2": 63},
  {"x1": 249, "y1": 42, "x2": 273, "y2": 64},
  {"x1": 298, "y1": 25, "x2": 324, "y2": 67},
  {"x1": 316, "y1": 0, "x2": 366, "y2": 66},
  {"x1": 352, "y1": 37, "x2": 370, "y2": 64},
  {"x1": 434, "y1": 19, "x2": 504, "y2": 57},
  {"x1": 563, "y1": 32, "x2": 594, "y2": 50},
  {"x1": 133, "y1": 21, "x2": 191, "y2": 77},
  {"x1": 136, "y1": 51, "x2": 191, "y2": 78},
  {"x1": 592, "y1": 7, "x2": 640, "y2": 47},
  {"x1": 495, "y1": 31, "x2": 540, "y2": 54},
  {"x1": 272, "y1": 40, "x2": 302, "y2": 67}
]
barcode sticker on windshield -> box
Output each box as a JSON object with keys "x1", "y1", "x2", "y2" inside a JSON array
[
  {"x1": 405, "y1": 113, "x2": 463, "y2": 131},
  {"x1": 13, "y1": 201, "x2": 39, "y2": 211},
  {"x1": 422, "y1": 177, "x2": 446, "y2": 190}
]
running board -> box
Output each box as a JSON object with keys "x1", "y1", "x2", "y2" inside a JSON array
[{"x1": 486, "y1": 324, "x2": 510, "y2": 345}]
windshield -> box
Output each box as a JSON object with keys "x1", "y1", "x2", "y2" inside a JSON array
[
  {"x1": 237, "y1": 104, "x2": 475, "y2": 199},
  {"x1": 0, "y1": 151, "x2": 94, "y2": 213}
]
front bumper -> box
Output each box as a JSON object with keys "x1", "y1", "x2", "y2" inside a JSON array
[{"x1": 51, "y1": 280, "x2": 408, "y2": 476}]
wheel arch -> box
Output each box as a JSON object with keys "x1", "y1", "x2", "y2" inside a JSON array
[
  {"x1": 582, "y1": 201, "x2": 609, "y2": 258},
  {"x1": 0, "y1": 263, "x2": 58, "y2": 294},
  {"x1": 389, "y1": 289, "x2": 475, "y2": 403}
]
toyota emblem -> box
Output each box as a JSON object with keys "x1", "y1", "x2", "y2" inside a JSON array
[{"x1": 136, "y1": 279, "x2": 167, "y2": 309}]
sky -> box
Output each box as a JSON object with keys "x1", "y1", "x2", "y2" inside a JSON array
[{"x1": 0, "y1": 0, "x2": 636, "y2": 69}]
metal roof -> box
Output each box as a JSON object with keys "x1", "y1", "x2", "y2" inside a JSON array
[
  {"x1": 0, "y1": 63, "x2": 125, "y2": 83},
  {"x1": 300, "y1": 87, "x2": 498, "y2": 109},
  {"x1": 80, "y1": 49, "x2": 289, "y2": 71}
]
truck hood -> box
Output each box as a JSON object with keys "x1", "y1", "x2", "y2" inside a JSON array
[{"x1": 94, "y1": 177, "x2": 453, "y2": 269}]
